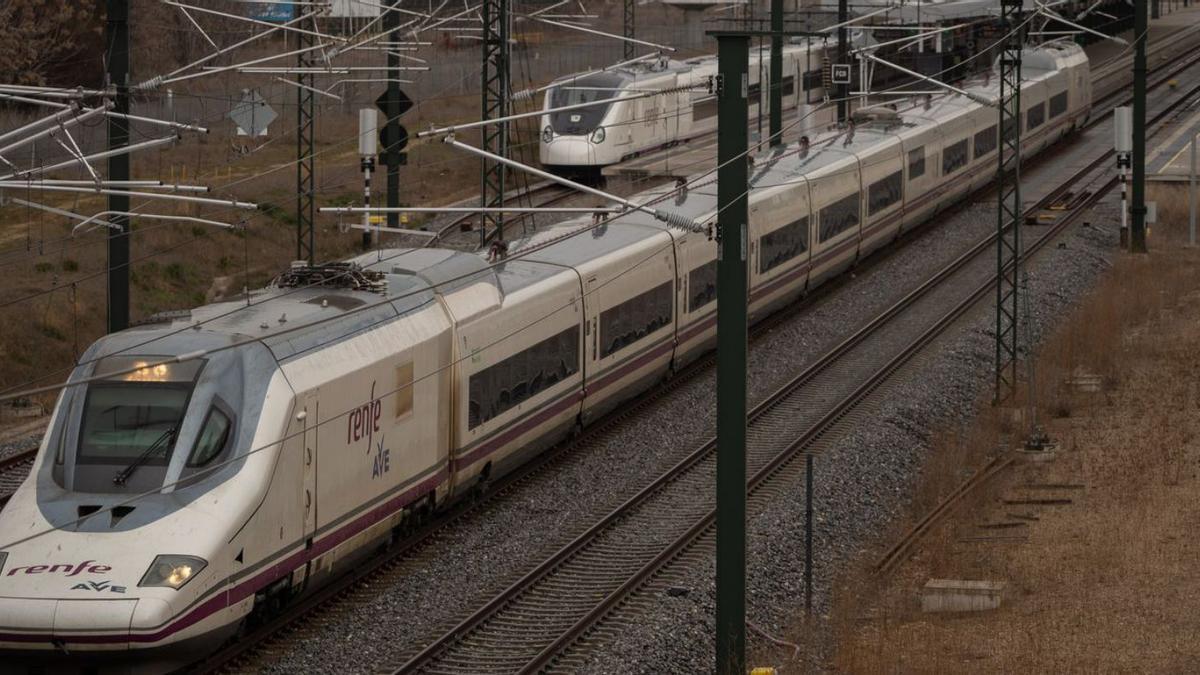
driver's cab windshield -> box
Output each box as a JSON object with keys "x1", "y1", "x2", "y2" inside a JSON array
[
  {"x1": 547, "y1": 72, "x2": 629, "y2": 135},
  {"x1": 76, "y1": 356, "x2": 205, "y2": 475}
]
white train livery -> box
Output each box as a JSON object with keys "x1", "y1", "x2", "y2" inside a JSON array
[
  {"x1": 539, "y1": 41, "x2": 836, "y2": 171},
  {"x1": 0, "y1": 43, "x2": 1088, "y2": 669}
]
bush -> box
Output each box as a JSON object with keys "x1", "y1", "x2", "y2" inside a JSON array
[
  {"x1": 37, "y1": 322, "x2": 65, "y2": 341},
  {"x1": 61, "y1": 259, "x2": 79, "y2": 272},
  {"x1": 34, "y1": 262, "x2": 53, "y2": 273}
]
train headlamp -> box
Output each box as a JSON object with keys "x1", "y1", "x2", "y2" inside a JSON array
[
  {"x1": 542, "y1": 126, "x2": 553, "y2": 144},
  {"x1": 139, "y1": 555, "x2": 206, "y2": 590},
  {"x1": 590, "y1": 126, "x2": 606, "y2": 144}
]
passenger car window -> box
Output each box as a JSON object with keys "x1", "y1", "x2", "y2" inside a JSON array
[
  {"x1": 467, "y1": 326, "x2": 580, "y2": 429},
  {"x1": 186, "y1": 408, "x2": 231, "y2": 468},
  {"x1": 760, "y1": 217, "x2": 808, "y2": 273},
  {"x1": 818, "y1": 193, "x2": 860, "y2": 242},
  {"x1": 908, "y1": 147, "x2": 925, "y2": 180},
  {"x1": 396, "y1": 362, "x2": 414, "y2": 417},
  {"x1": 689, "y1": 260, "x2": 718, "y2": 311}
]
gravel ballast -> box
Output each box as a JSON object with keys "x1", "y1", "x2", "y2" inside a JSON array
[
  {"x1": 247, "y1": 189, "x2": 1065, "y2": 672},
  {"x1": 578, "y1": 200, "x2": 1122, "y2": 674}
]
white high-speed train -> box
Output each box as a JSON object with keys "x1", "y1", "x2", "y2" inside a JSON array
[
  {"x1": 0, "y1": 43, "x2": 1088, "y2": 669},
  {"x1": 539, "y1": 41, "x2": 837, "y2": 172}
]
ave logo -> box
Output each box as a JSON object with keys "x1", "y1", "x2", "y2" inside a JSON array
[
  {"x1": 371, "y1": 434, "x2": 391, "y2": 479},
  {"x1": 71, "y1": 580, "x2": 126, "y2": 594}
]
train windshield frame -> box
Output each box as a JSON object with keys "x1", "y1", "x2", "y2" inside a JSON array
[
  {"x1": 547, "y1": 72, "x2": 629, "y2": 135},
  {"x1": 75, "y1": 356, "x2": 206, "y2": 466}
]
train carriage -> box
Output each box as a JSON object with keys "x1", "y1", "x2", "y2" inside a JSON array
[
  {"x1": 748, "y1": 174, "x2": 813, "y2": 321},
  {"x1": 0, "y1": 43, "x2": 1093, "y2": 670}
]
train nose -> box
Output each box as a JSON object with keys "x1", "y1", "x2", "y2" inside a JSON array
[
  {"x1": 0, "y1": 597, "x2": 138, "y2": 647},
  {"x1": 541, "y1": 135, "x2": 598, "y2": 167}
]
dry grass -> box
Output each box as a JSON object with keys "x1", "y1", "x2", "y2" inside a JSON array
[
  {"x1": 0, "y1": 11, "x2": 574, "y2": 403},
  {"x1": 827, "y1": 222, "x2": 1200, "y2": 672}
]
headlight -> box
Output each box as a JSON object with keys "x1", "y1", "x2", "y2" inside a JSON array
[
  {"x1": 542, "y1": 126, "x2": 553, "y2": 143},
  {"x1": 139, "y1": 555, "x2": 206, "y2": 590},
  {"x1": 590, "y1": 126, "x2": 606, "y2": 144},
  {"x1": 0, "y1": 552, "x2": 7, "y2": 576}
]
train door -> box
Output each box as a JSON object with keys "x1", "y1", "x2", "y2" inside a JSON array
[
  {"x1": 584, "y1": 275, "x2": 600, "y2": 368},
  {"x1": 300, "y1": 391, "x2": 318, "y2": 543}
]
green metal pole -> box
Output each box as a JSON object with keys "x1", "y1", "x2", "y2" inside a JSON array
[
  {"x1": 385, "y1": 0, "x2": 401, "y2": 230},
  {"x1": 1132, "y1": 0, "x2": 1149, "y2": 253},
  {"x1": 715, "y1": 33, "x2": 748, "y2": 675},
  {"x1": 770, "y1": 0, "x2": 783, "y2": 146},
  {"x1": 837, "y1": 0, "x2": 848, "y2": 124},
  {"x1": 106, "y1": 0, "x2": 130, "y2": 333}
]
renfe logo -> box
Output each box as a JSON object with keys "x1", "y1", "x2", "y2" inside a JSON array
[
  {"x1": 347, "y1": 381, "x2": 382, "y2": 446},
  {"x1": 6, "y1": 561, "x2": 111, "y2": 577}
]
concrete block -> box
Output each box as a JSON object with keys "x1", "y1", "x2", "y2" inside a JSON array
[{"x1": 920, "y1": 579, "x2": 1007, "y2": 613}]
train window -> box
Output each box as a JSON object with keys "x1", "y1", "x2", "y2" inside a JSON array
[
  {"x1": 1049, "y1": 91, "x2": 1068, "y2": 118},
  {"x1": 186, "y1": 408, "x2": 231, "y2": 468},
  {"x1": 781, "y1": 76, "x2": 795, "y2": 97},
  {"x1": 802, "y1": 70, "x2": 822, "y2": 90},
  {"x1": 548, "y1": 72, "x2": 628, "y2": 135},
  {"x1": 760, "y1": 216, "x2": 809, "y2": 274},
  {"x1": 942, "y1": 139, "x2": 969, "y2": 174},
  {"x1": 78, "y1": 384, "x2": 189, "y2": 465},
  {"x1": 1027, "y1": 102, "x2": 1045, "y2": 130},
  {"x1": 689, "y1": 260, "x2": 718, "y2": 312},
  {"x1": 600, "y1": 282, "x2": 673, "y2": 358},
  {"x1": 468, "y1": 325, "x2": 580, "y2": 429},
  {"x1": 908, "y1": 147, "x2": 925, "y2": 180},
  {"x1": 868, "y1": 172, "x2": 903, "y2": 215},
  {"x1": 973, "y1": 125, "x2": 997, "y2": 159},
  {"x1": 395, "y1": 362, "x2": 413, "y2": 418},
  {"x1": 818, "y1": 193, "x2": 860, "y2": 243},
  {"x1": 693, "y1": 97, "x2": 717, "y2": 121}
]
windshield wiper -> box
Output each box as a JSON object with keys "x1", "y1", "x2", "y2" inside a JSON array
[{"x1": 112, "y1": 426, "x2": 175, "y2": 486}]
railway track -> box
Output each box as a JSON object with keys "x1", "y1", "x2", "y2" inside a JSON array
[
  {"x1": 0, "y1": 419, "x2": 46, "y2": 510},
  {"x1": 185, "y1": 36, "x2": 1200, "y2": 673},
  {"x1": 390, "y1": 58, "x2": 1200, "y2": 675}
]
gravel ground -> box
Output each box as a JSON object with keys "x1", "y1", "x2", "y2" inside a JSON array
[
  {"x1": 247, "y1": 191, "x2": 1021, "y2": 672},
  {"x1": 578, "y1": 200, "x2": 1121, "y2": 674}
]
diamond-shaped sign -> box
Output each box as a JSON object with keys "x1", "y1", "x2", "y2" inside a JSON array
[
  {"x1": 376, "y1": 89, "x2": 413, "y2": 119},
  {"x1": 229, "y1": 89, "x2": 277, "y2": 137}
]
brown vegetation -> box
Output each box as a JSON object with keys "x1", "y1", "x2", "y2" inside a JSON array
[{"x1": 828, "y1": 221, "x2": 1200, "y2": 671}]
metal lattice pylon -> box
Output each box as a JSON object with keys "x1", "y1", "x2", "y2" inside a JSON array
[
  {"x1": 995, "y1": 0, "x2": 1023, "y2": 403},
  {"x1": 623, "y1": 0, "x2": 635, "y2": 60},
  {"x1": 296, "y1": 17, "x2": 316, "y2": 263},
  {"x1": 481, "y1": 0, "x2": 510, "y2": 245}
]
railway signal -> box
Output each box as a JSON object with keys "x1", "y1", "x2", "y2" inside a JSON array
[
  {"x1": 376, "y1": 88, "x2": 411, "y2": 168},
  {"x1": 380, "y1": 0, "x2": 408, "y2": 229}
]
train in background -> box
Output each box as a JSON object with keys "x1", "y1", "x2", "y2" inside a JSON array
[
  {"x1": 538, "y1": 41, "x2": 838, "y2": 172},
  {"x1": 0, "y1": 42, "x2": 1088, "y2": 671}
]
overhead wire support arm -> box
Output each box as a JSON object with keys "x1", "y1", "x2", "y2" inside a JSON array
[
  {"x1": 418, "y1": 80, "x2": 704, "y2": 138},
  {"x1": 860, "y1": 52, "x2": 998, "y2": 107},
  {"x1": 443, "y1": 135, "x2": 704, "y2": 233},
  {"x1": 519, "y1": 14, "x2": 677, "y2": 51}
]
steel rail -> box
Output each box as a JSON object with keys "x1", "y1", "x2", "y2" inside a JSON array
[
  {"x1": 396, "y1": 63, "x2": 1200, "y2": 675},
  {"x1": 115, "y1": 33, "x2": 1200, "y2": 674}
]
